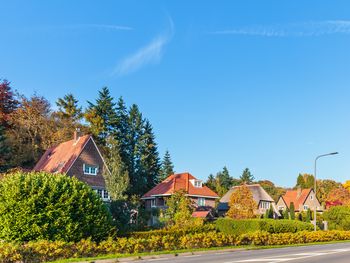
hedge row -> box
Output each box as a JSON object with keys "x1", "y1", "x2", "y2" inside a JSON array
[
  {"x1": 215, "y1": 218, "x2": 314, "y2": 235},
  {"x1": 2, "y1": 231, "x2": 350, "y2": 263},
  {"x1": 129, "y1": 224, "x2": 216, "y2": 238}
]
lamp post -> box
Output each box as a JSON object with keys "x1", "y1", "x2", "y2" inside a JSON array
[{"x1": 314, "y1": 152, "x2": 338, "y2": 231}]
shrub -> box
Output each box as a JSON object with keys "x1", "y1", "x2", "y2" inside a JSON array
[
  {"x1": 323, "y1": 206, "x2": 350, "y2": 230},
  {"x1": 1, "y1": 231, "x2": 350, "y2": 262},
  {"x1": 0, "y1": 172, "x2": 113, "y2": 242},
  {"x1": 215, "y1": 218, "x2": 313, "y2": 235}
]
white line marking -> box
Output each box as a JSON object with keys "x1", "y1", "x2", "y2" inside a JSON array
[{"x1": 228, "y1": 248, "x2": 350, "y2": 262}]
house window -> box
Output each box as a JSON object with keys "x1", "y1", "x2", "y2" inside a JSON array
[
  {"x1": 261, "y1": 201, "x2": 270, "y2": 209},
  {"x1": 151, "y1": 199, "x2": 156, "y2": 207},
  {"x1": 304, "y1": 205, "x2": 309, "y2": 210},
  {"x1": 194, "y1": 180, "x2": 202, "y2": 188},
  {"x1": 198, "y1": 198, "x2": 206, "y2": 206},
  {"x1": 278, "y1": 206, "x2": 284, "y2": 211},
  {"x1": 310, "y1": 195, "x2": 314, "y2": 200},
  {"x1": 97, "y1": 189, "x2": 103, "y2": 198},
  {"x1": 83, "y1": 164, "x2": 98, "y2": 175},
  {"x1": 103, "y1": 190, "x2": 109, "y2": 199}
]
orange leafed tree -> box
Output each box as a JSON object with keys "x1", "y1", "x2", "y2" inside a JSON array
[
  {"x1": 327, "y1": 187, "x2": 350, "y2": 206},
  {"x1": 227, "y1": 184, "x2": 257, "y2": 219}
]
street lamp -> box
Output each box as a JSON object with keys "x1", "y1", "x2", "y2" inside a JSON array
[{"x1": 314, "y1": 152, "x2": 339, "y2": 231}]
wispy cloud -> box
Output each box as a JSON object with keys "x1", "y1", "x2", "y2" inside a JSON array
[
  {"x1": 113, "y1": 17, "x2": 174, "y2": 76},
  {"x1": 63, "y1": 24, "x2": 133, "y2": 31},
  {"x1": 209, "y1": 20, "x2": 350, "y2": 37}
]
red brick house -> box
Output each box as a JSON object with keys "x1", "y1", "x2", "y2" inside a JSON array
[
  {"x1": 33, "y1": 133, "x2": 110, "y2": 201},
  {"x1": 276, "y1": 188, "x2": 322, "y2": 212},
  {"x1": 141, "y1": 172, "x2": 219, "y2": 217}
]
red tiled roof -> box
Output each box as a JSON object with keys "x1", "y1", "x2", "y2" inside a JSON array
[
  {"x1": 281, "y1": 188, "x2": 312, "y2": 209},
  {"x1": 142, "y1": 172, "x2": 219, "y2": 199},
  {"x1": 33, "y1": 135, "x2": 91, "y2": 174},
  {"x1": 192, "y1": 211, "x2": 210, "y2": 218},
  {"x1": 325, "y1": 200, "x2": 343, "y2": 209}
]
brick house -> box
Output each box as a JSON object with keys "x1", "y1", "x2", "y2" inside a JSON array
[
  {"x1": 276, "y1": 188, "x2": 322, "y2": 212},
  {"x1": 218, "y1": 184, "x2": 280, "y2": 218},
  {"x1": 33, "y1": 132, "x2": 110, "y2": 201},
  {"x1": 141, "y1": 172, "x2": 219, "y2": 218}
]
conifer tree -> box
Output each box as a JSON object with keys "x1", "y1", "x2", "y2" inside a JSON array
[
  {"x1": 283, "y1": 208, "x2": 289, "y2": 219},
  {"x1": 0, "y1": 79, "x2": 18, "y2": 127},
  {"x1": 290, "y1": 202, "x2": 296, "y2": 220},
  {"x1": 85, "y1": 87, "x2": 117, "y2": 145},
  {"x1": 56, "y1": 94, "x2": 83, "y2": 123},
  {"x1": 205, "y1": 174, "x2": 216, "y2": 191},
  {"x1": 138, "y1": 120, "x2": 161, "y2": 193},
  {"x1": 114, "y1": 97, "x2": 129, "y2": 167},
  {"x1": 240, "y1": 168, "x2": 255, "y2": 184},
  {"x1": 127, "y1": 104, "x2": 144, "y2": 196},
  {"x1": 159, "y1": 150, "x2": 175, "y2": 181}
]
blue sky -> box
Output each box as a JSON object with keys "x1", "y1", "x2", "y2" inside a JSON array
[{"x1": 1, "y1": 1, "x2": 350, "y2": 187}]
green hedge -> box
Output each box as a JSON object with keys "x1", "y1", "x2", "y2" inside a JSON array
[
  {"x1": 1, "y1": 231, "x2": 350, "y2": 262},
  {"x1": 130, "y1": 224, "x2": 216, "y2": 239},
  {"x1": 0, "y1": 172, "x2": 113, "y2": 242},
  {"x1": 215, "y1": 219, "x2": 314, "y2": 235}
]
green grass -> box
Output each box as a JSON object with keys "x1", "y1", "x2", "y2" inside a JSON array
[{"x1": 50, "y1": 240, "x2": 350, "y2": 263}]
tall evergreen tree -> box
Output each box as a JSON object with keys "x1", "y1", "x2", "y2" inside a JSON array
[
  {"x1": 127, "y1": 104, "x2": 144, "y2": 196},
  {"x1": 159, "y1": 150, "x2": 175, "y2": 181},
  {"x1": 85, "y1": 87, "x2": 117, "y2": 145},
  {"x1": 205, "y1": 174, "x2": 216, "y2": 191},
  {"x1": 0, "y1": 79, "x2": 18, "y2": 127},
  {"x1": 138, "y1": 120, "x2": 161, "y2": 193},
  {"x1": 114, "y1": 97, "x2": 129, "y2": 167},
  {"x1": 290, "y1": 202, "x2": 296, "y2": 220},
  {"x1": 56, "y1": 94, "x2": 83, "y2": 123},
  {"x1": 240, "y1": 168, "x2": 255, "y2": 184}
]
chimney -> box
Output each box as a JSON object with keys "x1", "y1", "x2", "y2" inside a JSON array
[
  {"x1": 74, "y1": 128, "x2": 81, "y2": 142},
  {"x1": 297, "y1": 187, "x2": 302, "y2": 198}
]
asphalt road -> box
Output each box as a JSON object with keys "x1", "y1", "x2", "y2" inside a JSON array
[{"x1": 140, "y1": 243, "x2": 350, "y2": 263}]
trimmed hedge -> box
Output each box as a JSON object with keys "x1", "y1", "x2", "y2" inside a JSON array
[
  {"x1": 129, "y1": 224, "x2": 216, "y2": 239},
  {"x1": 1, "y1": 231, "x2": 350, "y2": 262},
  {"x1": 0, "y1": 172, "x2": 113, "y2": 242},
  {"x1": 215, "y1": 218, "x2": 314, "y2": 235}
]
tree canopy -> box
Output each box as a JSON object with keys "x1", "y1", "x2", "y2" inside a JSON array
[{"x1": 227, "y1": 184, "x2": 257, "y2": 219}]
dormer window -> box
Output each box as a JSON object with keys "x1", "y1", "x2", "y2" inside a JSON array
[
  {"x1": 83, "y1": 164, "x2": 98, "y2": 175},
  {"x1": 194, "y1": 180, "x2": 202, "y2": 188}
]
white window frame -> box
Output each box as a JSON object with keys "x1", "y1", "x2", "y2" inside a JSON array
[
  {"x1": 95, "y1": 189, "x2": 110, "y2": 202},
  {"x1": 151, "y1": 199, "x2": 156, "y2": 208},
  {"x1": 194, "y1": 180, "x2": 202, "y2": 188},
  {"x1": 83, "y1": 164, "x2": 99, "y2": 175},
  {"x1": 304, "y1": 205, "x2": 309, "y2": 210},
  {"x1": 278, "y1": 206, "x2": 284, "y2": 211},
  {"x1": 198, "y1": 197, "x2": 206, "y2": 206}
]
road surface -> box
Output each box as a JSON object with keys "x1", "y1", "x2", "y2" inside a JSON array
[{"x1": 139, "y1": 243, "x2": 350, "y2": 263}]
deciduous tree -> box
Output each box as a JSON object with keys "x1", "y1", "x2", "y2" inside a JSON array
[
  {"x1": 227, "y1": 184, "x2": 257, "y2": 219},
  {"x1": 164, "y1": 190, "x2": 194, "y2": 227},
  {"x1": 103, "y1": 137, "x2": 129, "y2": 201}
]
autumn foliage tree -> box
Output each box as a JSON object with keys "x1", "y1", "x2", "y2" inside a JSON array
[
  {"x1": 227, "y1": 184, "x2": 257, "y2": 219},
  {"x1": 327, "y1": 187, "x2": 350, "y2": 206},
  {"x1": 0, "y1": 79, "x2": 18, "y2": 127}
]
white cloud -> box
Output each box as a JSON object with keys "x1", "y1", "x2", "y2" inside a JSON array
[
  {"x1": 209, "y1": 20, "x2": 350, "y2": 37},
  {"x1": 113, "y1": 17, "x2": 174, "y2": 76}
]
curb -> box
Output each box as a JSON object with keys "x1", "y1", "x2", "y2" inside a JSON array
[{"x1": 76, "y1": 248, "x2": 246, "y2": 263}]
